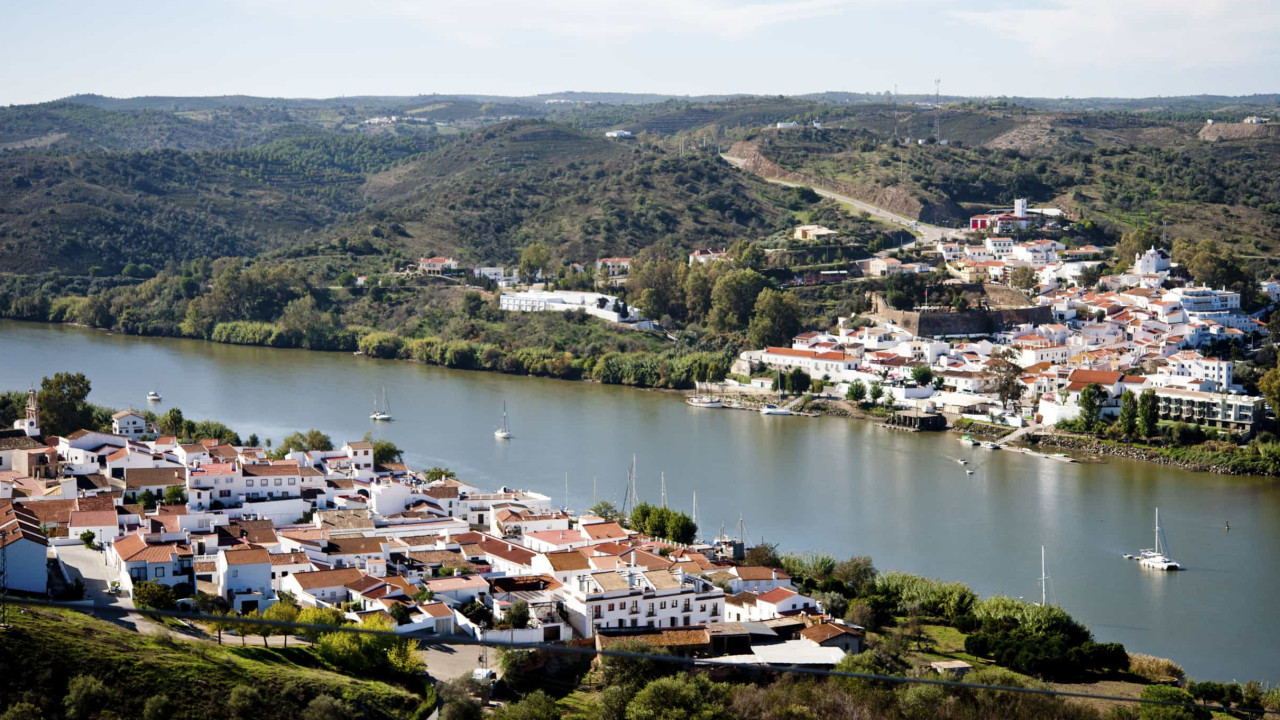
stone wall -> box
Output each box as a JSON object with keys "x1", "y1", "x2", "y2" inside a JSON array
[{"x1": 870, "y1": 294, "x2": 1052, "y2": 337}]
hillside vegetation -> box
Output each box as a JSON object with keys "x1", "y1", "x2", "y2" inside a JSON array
[{"x1": 0, "y1": 608, "x2": 432, "y2": 720}]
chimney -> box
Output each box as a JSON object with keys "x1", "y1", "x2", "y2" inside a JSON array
[
  {"x1": 453, "y1": 568, "x2": 462, "y2": 577},
  {"x1": 772, "y1": 569, "x2": 778, "y2": 580}
]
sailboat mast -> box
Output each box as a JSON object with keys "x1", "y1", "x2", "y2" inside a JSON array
[
  {"x1": 1040, "y1": 545, "x2": 1047, "y2": 607},
  {"x1": 1155, "y1": 507, "x2": 1161, "y2": 554},
  {"x1": 692, "y1": 490, "x2": 698, "y2": 528},
  {"x1": 660, "y1": 473, "x2": 667, "y2": 508}
]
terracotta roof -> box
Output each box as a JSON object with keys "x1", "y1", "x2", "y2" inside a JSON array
[
  {"x1": 420, "y1": 602, "x2": 453, "y2": 619},
  {"x1": 734, "y1": 566, "x2": 787, "y2": 581},
  {"x1": 543, "y1": 551, "x2": 591, "y2": 572},
  {"x1": 582, "y1": 522, "x2": 627, "y2": 541},
  {"x1": 800, "y1": 622, "x2": 863, "y2": 644},
  {"x1": 223, "y1": 548, "x2": 271, "y2": 566},
  {"x1": 123, "y1": 467, "x2": 185, "y2": 490},
  {"x1": 113, "y1": 533, "x2": 192, "y2": 563},
  {"x1": 68, "y1": 510, "x2": 119, "y2": 529},
  {"x1": 270, "y1": 552, "x2": 312, "y2": 566},
  {"x1": 289, "y1": 567, "x2": 364, "y2": 590},
  {"x1": 757, "y1": 587, "x2": 799, "y2": 604}
]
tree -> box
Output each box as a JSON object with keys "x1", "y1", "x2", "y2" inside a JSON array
[
  {"x1": 625, "y1": 673, "x2": 732, "y2": 720},
  {"x1": 158, "y1": 407, "x2": 187, "y2": 437},
  {"x1": 787, "y1": 368, "x2": 811, "y2": 396},
  {"x1": 1260, "y1": 367, "x2": 1280, "y2": 417},
  {"x1": 1077, "y1": 383, "x2": 1104, "y2": 433},
  {"x1": 747, "y1": 289, "x2": 802, "y2": 349},
  {"x1": 951, "y1": 293, "x2": 970, "y2": 313},
  {"x1": 911, "y1": 365, "x2": 933, "y2": 386},
  {"x1": 163, "y1": 485, "x2": 187, "y2": 505},
  {"x1": 143, "y1": 694, "x2": 173, "y2": 720},
  {"x1": 600, "y1": 639, "x2": 673, "y2": 690},
  {"x1": 388, "y1": 602, "x2": 413, "y2": 626},
  {"x1": 206, "y1": 610, "x2": 235, "y2": 645},
  {"x1": 262, "y1": 599, "x2": 299, "y2": 646},
  {"x1": 37, "y1": 372, "x2": 93, "y2": 437},
  {"x1": 1138, "y1": 388, "x2": 1160, "y2": 439},
  {"x1": 303, "y1": 696, "x2": 350, "y2": 720},
  {"x1": 847, "y1": 379, "x2": 867, "y2": 404},
  {"x1": 296, "y1": 606, "x2": 346, "y2": 642},
  {"x1": 506, "y1": 599, "x2": 530, "y2": 629},
  {"x1": 1117, "y1": 390, "x2": 1139, "y2": 438},
  {"x1": 493, "y1": 690, "x2": 559, "y2": 720},
  {"x1": 730, "y1": 239, "x2": 767, "y2": 271},
  {"x1": 989, "y1": 351, "x2": 1026, "y2": 411},
  {"x1": 132, "y1": 581, "x2": 176, "y2": 610},
  {"x1": 362, "y1": 432, "x2": 403, "y2": 464},
  {"x1": 1009, "y1": 266, "x2": 1038, "y2": 292},
  {"x1": 64, "y1": 675, "x2": 111, "y2": 720},
  {"x1": 277, "y1": 429, "x2": 333, "y2": 455},
  {"x1": 519, "y1": 242, "x2": 552, "y2": 284},
  {"x1": 708, "y1": 269, "x2": 768, "y2": 332},
  {"x1": 1, "y1": 702, "x2": 44, "y2": 720},
  {"x1": 588, "y1": 501, "x2": 623, "y2": 523},
  {"x1": 869, "y1": 382, "x2": 884, "y2": 405},
  {"x1": 744, "y1": 543, "x2": 781, "y2": 568},
  {"x1": 79, "y1": 530, "x2": 96, "y2": 548},
  {"x1": 386, "y1": 638, "x2": 426, "y2": 676},
  {"x1": 138, "y1": 489, "x2": 158, "y2": 510},
  {"x1": 1137, "y1": 684, "x2": 1207, "y2": 720},
  {"x1": 1077, "y1": 263, "x2": 1103, "y2": 289}
]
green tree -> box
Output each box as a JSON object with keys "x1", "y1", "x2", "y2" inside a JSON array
[
  {"x1": 625, "y1": 673, "x2": 732, "y2": 720},
  {"x1": 1077, "y1": 383, "x2": 1104, "y2": 433},
  {"x1": 1077, "y1": 263, "x2": 1103, "y2": 289},
  {"x1": 1138, "y1": 684, "x2": 1207, "y2": 720},
  {"x1": 1117, "y1": 390, "x2": 1139, "y2": 438},
  {"x1": 869, "y1": 382, "x2": 884, "y2": 405},
  {"x1": 158, "y1": 407, "x2": 187, "y2": 437},
  {"x1": 911, "y1": 365, "x2": 933, "y2": 386},
  {"x1": 989, "y1": 351, "x2": 1026, "y2": 411},
  {"x1": 163, "y1": 485, "x2": 187, "y2": 505},
  {"x1": 362, "y1": 432, "x2": 403, "y2": 464},
  {"x1": 600, "y1": 639, "x2": 673, "y2": 690},
  {"x1": 1259, "y1": 367, "x2": 1280, "y2": 418},
  {"x1": 143, "y1": 694, "x2": 173, "y2": 720},
  {"x1": 79, "y1": 530, "x2": 96, "y2": 548},
  {"x1": 132, "y1": 581, "x2": 176, "y2": 610},
  {"x1": 303, "y1": 696, "x2": 350, "y2": 720},
  {"x1": 277, "y1": 429, "x2": 333, "y2": 454},
  {"x1": 1, "y1": 702, "x2": 44, "y2": 720},
  {"x1": 746, "y1": 288, "x2": 802, "y2": 349},
  {"x1": 37, "y1": 372, "x2": 93, "y2": 437},
  {"x1": 506, "y1": 599, "x2": 530, "y2": 629},
  {"x1": 1138, "y1": 388, "x2": 1160, "y2": 439},
  {"x1": 296, "y1": 606, "x2": 346, "y2": 642},
  {"x1": 1009, "y1": 266, "x2": 1039, "y2": 292},
  {"x1": 336, "y1": 271, "x2": 357, "y2": 288},
  {"x1": 787, "y1": 368, "x2": 811, "y2": 396},
  {"x1": 385, "y1": 638, "x2": 426, "y2": 676},
  {"x1": 63, "y1": 675, "x2": 111, "y2": 720},
  {"x1": 262, "y1": 599, "x2": 299, "y2": 646},
  {"x1": 519, "y1": 242, "x2": 552, "y2": 284},
  {"x1": 847, "y1": 379, "x2": 867, "y2": 404},
  {"x1": 588, "y1": 501, "x2": 623, "y2": 523},
  {"x1": 493, "y1": 690, "x2": 560, "y2": 720},
  {"x1": 708, "y1": 269, "x2": 768, "y2": 333}
]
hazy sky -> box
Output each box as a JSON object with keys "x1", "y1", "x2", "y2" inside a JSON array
[{"x1": 3, "y1": 0, "x2": 1278, "y2": 105}]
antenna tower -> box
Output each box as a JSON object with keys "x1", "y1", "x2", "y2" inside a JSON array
[{"x1": 934, "y1": 79, "x2": 942, "y2": 141}]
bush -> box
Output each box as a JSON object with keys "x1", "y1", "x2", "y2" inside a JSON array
[
  {"x1": 132, "y1": 581, "x2": 177, "y2": 611},
  {"x1": 1138, "y1": 684, "x2": 1207, "y2": 720},
  {"x1": 1127, "y1": 653, "x2": 1186, "y2": 683},
  {"x1": 64, "y1": 675, "x2": 111, "y2": 720}
]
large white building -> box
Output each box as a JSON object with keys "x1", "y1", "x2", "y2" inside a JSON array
[
  {"x1": 1167, "y1": 286, "x2": 1240, "y2": 313},
  {"x1": 499, "y1": 290, "x2": 649, "y2": 326},
  {"x1": 562, "y1": 567, "x2": 724, "y2": 638}
]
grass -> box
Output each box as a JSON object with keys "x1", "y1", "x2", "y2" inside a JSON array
[{"x1": 0, "y1": 607, "x2": 432, "y2": 720}]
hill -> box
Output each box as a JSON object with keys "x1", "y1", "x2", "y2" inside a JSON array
[{"x1": 0, "y1": 607, "x2": 432, "y2": 720}]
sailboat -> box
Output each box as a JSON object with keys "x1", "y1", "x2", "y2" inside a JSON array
[
  {"x1": 494, "y1": 403, "x2": 512, "y2": 440},
  {"x1": 370, "y1": 387, "x2": 393, "y2": 422},
  {"x1": 1128, "y1": 507, "x2": 1181, "y2": 571}
]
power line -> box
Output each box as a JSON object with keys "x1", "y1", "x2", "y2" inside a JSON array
[{"x1": 5, "y1": 597, "x2": 1271, "y2": 716}]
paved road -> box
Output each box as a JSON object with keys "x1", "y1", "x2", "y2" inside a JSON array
[{"x1": 721, "y1": 153, "x2": 966, "y2": 253}]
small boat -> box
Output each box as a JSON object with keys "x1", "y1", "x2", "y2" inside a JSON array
[
  {"x1": 494, "y1": 402, "x2": 513, "y2": 439},
  {"x1": 146, "y1": 391, "x2": 162, "y2": 402},
  {"x1": 959, "y1": 435, "x2": 978, "y2": 446},
  {"x1": 957, "y1": 459, "x2": 968, "y2": 465},
  {"x1": 760, "y1": 404, "x2": 792, "y2": 416},
  {"x1": 965, "y1": 469, "x2": 975, "y2": 475},
  {"x1": 370, "y1": 387, "x2": 393, "y2": 422},
  {"x1": 686, "y1": 396, "x2": 723, "y2": 409},
  {"x1": 981, "y1": 441, "x2": 1000, "y2": 450},
  {"x1": 1132, "y1": 507, "x2": 1181, "y2": 571}
]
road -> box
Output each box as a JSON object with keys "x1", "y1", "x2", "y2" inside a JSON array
[{"x1": 720, "y1": 153, "x2": 966, "y2": 254}]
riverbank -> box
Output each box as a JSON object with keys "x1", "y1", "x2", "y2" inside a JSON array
[{"x1": 1022, "y1": 432, "x2": 1280, "y2": 477}]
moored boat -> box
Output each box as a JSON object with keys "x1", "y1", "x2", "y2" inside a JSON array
[{"x1": 686, "y1": 396, "x2": 723, "y2": 409}]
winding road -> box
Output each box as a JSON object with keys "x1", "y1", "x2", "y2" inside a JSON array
[{"x1": 720, "y1": 153, "x2": 966, "y2": 254}]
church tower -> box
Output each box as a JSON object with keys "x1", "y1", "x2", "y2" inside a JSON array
[{"x1": 14, "y1": 388, "x2": 40, "y2": 437}]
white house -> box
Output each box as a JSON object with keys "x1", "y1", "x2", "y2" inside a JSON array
[
  {"x1": 112, "y1": 530, "x2": 194, "y2": 594},
  {"x1": 500, "y1": 290, "x2": 648, "y2": 326},
  {"x1": 216, "y1": 548, "x2": 278, "y2": 613},
  {"x1": 1, "y1": 501, "x2": 49, "y2": 594},
  {"x1": 110, "y1": 410, "x2": 148, "y2": 438},
  {"x1": 725, "y1": 587, "x2": 817, "y2": 622}
]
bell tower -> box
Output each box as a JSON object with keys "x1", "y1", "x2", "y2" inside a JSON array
[{"x1": 17, "y1": 388, "x2": 40, "y2": 437}]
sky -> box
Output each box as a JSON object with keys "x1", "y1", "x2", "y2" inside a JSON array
[{"x1": 2, "y1": 0, "x2": 1279, "y2": 105}]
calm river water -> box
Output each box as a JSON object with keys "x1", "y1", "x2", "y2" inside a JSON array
[{"x1": 1, "y1": 319, "x2": 1277, "y2": 681}]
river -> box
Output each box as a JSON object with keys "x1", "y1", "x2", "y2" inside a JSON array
[{"x1": 2, "y1": 319, "x2": 1277, "y2": 681}]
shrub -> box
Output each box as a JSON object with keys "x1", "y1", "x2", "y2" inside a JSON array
[
  {"x1": 64, "y1": 675, "x2": 111, "y2": 720},
  {"x1": 1127, "y1": 653, "x2": 1186, "y2": 683}
]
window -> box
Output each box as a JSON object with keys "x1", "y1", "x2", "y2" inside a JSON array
[
  {"x1": 660, "y1": 601, "x2": 666, "y2": 610},
  {"x1": 246, "y1": 479, "x2": 255, "y2": 487},
  {"x1": 274, "y1": 478, "x2": 282, "y2": 486},
  {"x1": 630, "y1": 618, "x2": 637, "y2": 627},
  {"x1": 232, "y1": 569, "x2": 239, "y2": 577},
  {"x1": 288, "y1": 478, "x2": 296, "y2": 485},
  {"x1": 700, "y1": 604, "x2": 706, "y2": 613},
  {"x1": 154, "y1": 567, "x2": 165, "y2": 578},
  {"x1": 683, "y1": 616, "x2": 690, "y2": 627},
  {"x1": 607, "y1": 603, "x2": 614, "y2": 612}
]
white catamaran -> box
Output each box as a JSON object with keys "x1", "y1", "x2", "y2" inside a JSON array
[
  {"x1": 494, "y1": 403, "x2": 512, "y2": 440},
  {"x1": 1126, "y1": 507, "x2": 1181, "y2": 571},
  {"x1": 370, "y1": 387, "x2": 393, "y2": 422}
]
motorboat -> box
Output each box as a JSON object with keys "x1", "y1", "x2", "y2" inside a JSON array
[
  {"x1": 686, "y1": 396, "x2": 723, "y2": 409},
  {"x1": 494, "y1": 402, "x2": 513, "y2": 439},
  {"x1": 146, "y1": 390, "x2": 162, "y2": 402},
  {"x1": 960, "y1": 435, "x2": 978, "y2": 446},
  {"x1": 759, "y1": 404, "x2": 792, "y2": 416},
  {"x1": 981, "y1": 441, "x2": 1000, "y2": 450}
]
